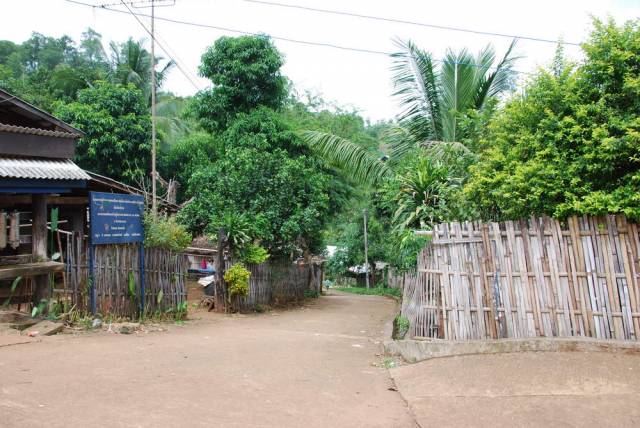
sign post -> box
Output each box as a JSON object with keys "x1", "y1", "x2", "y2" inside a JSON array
[{"x1": 89, "y1": 192, "x2": 145, "y2": 314}]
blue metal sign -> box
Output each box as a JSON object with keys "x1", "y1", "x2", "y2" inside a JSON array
[
  {"x1": 90, "y1": 192, "x2": 144, "y2": 245},
  {"x1": 89, "y1": 191, "x2": 146, "y2": 315}
]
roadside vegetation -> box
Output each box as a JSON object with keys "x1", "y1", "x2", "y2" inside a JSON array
[
  {"x1": 0, "y1": 18, "x2": 637, "y2": 285},
  {"x1": 333, "y1": 286, "x2": 402, "y2": 299}
]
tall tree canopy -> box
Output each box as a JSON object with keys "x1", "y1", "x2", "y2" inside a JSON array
[
  {"x1": 54, "y1": 81, "x2": 151, "y2": 184},
  {"x1": 177, "y1": 35, "x2": 338, "y2": 257},
  {"x1": 190, "y1": 35, "x2": 287, "y2": 133},
  {"x1": 465, "y1": 18, "x2": 640, "y2": 220},
  {"x1": 303, "y1": 40, "x2": 518, "y2": 185}
]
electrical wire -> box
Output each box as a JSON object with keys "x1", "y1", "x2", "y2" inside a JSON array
[
  {"x1": 239, "y1": 0, "x2": 580, "y2": 46},
  {"x1": 116, "y1": 0, "x2": 203, "y2": 91},
  {"x1": 63, "y1": 0, "x2": 539, "y2": 77}
]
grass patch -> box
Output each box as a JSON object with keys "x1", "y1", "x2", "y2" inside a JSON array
[
  {"x1": 303, "y1": 289, "x2": 320, "y2": 299},
  {"x1": 333, "y1": 286, "x2": 401, "y2": 298}
]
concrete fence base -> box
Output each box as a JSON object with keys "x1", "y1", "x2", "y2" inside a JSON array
[{"x1": 384, "y1": 337, "x2": 640, "y2": 363}]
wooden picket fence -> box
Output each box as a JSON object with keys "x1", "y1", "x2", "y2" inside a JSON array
[{"x1": 401, "y1": 215, "x2": 640, "y2": 341}]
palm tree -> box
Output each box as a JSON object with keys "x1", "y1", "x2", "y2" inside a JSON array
[
  {"x1": 155, "y1": 91, "x2": 197, "y2": 150},
  {"x1": 303, "y1": 39, "x2": 518, "y2": 184},
  {"x1": 109, "y1": 38, "x2": 174, "y2": 100}
]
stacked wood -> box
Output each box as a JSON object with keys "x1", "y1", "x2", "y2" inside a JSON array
[{"x1": 402, "y1": 215, "x2": 640, "y2": 342}]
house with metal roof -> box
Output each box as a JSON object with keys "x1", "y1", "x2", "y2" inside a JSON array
[
  {"x1": 0, "y1": 89, "x2": 181, "y2": 310},
  {"x1": 0, "y1": 89, "x2": 94, "y2": 307}
]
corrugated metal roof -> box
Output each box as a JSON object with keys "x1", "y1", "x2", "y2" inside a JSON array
[
  {"x1": 0, "y1": 123, "x2": 80, "y2": 139},
  {"x1": 0, "y1": 157, "x2": 91, "y2": 180}
]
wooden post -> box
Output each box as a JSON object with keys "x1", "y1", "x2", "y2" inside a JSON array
[
  {"x1": 32, "y1": 195, "x2": 49, "y2": 307},
  {"x1": 71, "y1": 207, "x2": 86, "y2": 235},
  {"x1": 215, "y1": 228, "x2": 227, "y2": 312},
  {"x1": 363, "y1": 209, "x2": 369, "y2": 289}
]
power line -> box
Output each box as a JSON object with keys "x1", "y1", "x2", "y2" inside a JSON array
[
  {"x1": 240, "y1": 0, "x2": 581, "y2": 47},
  {"x1": 96, "y1": 0, "x2": 174, "y2": 8},
  {"x1": 63, "y1": 0, "x2": 538, "y2": 77},
  {"x1": 153, "y1": 30, "x2": 203, "y2": 87},
  {"x1": 113, "y1": 0, "x2": 203, "y2": 91}
]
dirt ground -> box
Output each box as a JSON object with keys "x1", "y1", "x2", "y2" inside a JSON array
[
  {"x1": 2, "y1": 292, "x2": 640, "y2": 427},
  {"x1": 0, "y1": 291, "x2": 416, "y2": 428}
]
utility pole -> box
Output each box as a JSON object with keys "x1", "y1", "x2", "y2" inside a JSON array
[
  {"x1": 115, "y1": 0, "x2": 177, "y2": 214},
  {"x1": 150, "y1": 0, "x2": 157, "y2": 215},
  {"x1": 363, "y1": 209, "x2": 369, "y2": 290}
]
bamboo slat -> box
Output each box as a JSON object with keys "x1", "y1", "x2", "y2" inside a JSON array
[{"x1": 401, "y1": 215, "x2": 640, "y2": 342}]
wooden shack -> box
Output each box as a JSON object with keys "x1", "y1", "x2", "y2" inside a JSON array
[{"x1": 0, "y1": 88, "x2": 91, "y2": 308}]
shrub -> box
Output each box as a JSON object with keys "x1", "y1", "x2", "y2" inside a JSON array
[
  {"x1": 239, "y1": 243, "x2": 270, "y2": 264},
  {"x1": 224, "y1": 263, "x2": 251, "y2": 298},
  {"x1": 303, "y1": 289, "x2": 319, "y2": 299},
  {"x1": 144, "y1": 214, "x2": 192, "y2": 252},
  {"x1": 393, "y1": 315, "x2": 410, "y2": 340}
]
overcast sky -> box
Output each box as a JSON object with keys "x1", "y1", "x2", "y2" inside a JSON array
[{"x1": 3, "y1": 0, "x2": 639, "y2": 121}]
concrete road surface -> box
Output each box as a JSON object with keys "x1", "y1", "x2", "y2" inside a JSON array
[{"x1": 391, "y1": 351, "x2": 640, "y2": 427}]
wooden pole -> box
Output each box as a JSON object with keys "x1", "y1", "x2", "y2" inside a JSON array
[
  {"x1": 363, "y1": 209, "x2": 369, "y2": 289},
  {"x1": 32, "y1": 195, "x2": 49, "y2": 307},
  {"x1": 150, "y1": 0, "x2": 157, "y2": 215},
  {"x1": 216, "y1": 228, "x2": 227, "y2": 312}
]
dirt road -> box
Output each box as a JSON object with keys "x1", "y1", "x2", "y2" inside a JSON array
[{"x1": 1, "y1": 292, "x2": 416, "y2": 427}]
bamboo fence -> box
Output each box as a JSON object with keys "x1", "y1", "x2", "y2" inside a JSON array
[
  {"x1": 220, "y1": 259, "x2": 323, "y2": 312},
  {"x1": 401, "y1": 215, "x2": 640, "y2": 342},
  {"x1": 388, "y1": 269, "x2": 417, "y2": 290},
  {"x1": 66, "y1": 234, "x2": 187, "y2": 317}
]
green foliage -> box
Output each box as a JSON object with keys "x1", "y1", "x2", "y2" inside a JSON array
[
  {"x1": 205, "y1": 212, "x2": 251, "y2": 249},
  {"x1": 393, "y1": 314, "x2": 410, "y2": 339},
  {"x1": 191, "y1": 35, "x2": 287, "y2": 132},
  {"x1": 378, "y1": 154, "x2": 472, "y2": 231},
  {"x1": 2, "y1": 276, "x2": 22, "y2": 307},
  {"x1": 303, "y1": 40, "x2": 517, "y2": 184},
  {"x1": 144, "y1": 214, "x2": 192, "y2": 252},
  {"x1": 31, "y1": 299, "x2": 48, "y2": 318},
  {"x1": 159, "y1": 131, "x2": 220, "y2": 202},
  {"x1": 179, "y1": 109, "x2": 331, "y2": 256},
  {"x1": 109, "y1": 38, "x2": 174, "y2": 100},
  {"x1": 128, "y1": 271, "x2": 136, "y2": 301},
  {"x1": 156, "y1": 92, "x2": 198, "y2": 151},
  {"x1": 325, "y1": 248, "x2": 351, "y2": 280},
  {"x1": 466, "y1": 18, "x2": 640, "y2": 221},
  {"x1": 303, "y1": 289, "x2": 319, "y2": 299},
  {"x1": 302, "y1": 130, "x2": 392, "y2": 185},
  {"x1": 239, "y1": 244, "x2": 270, "y2": 265},
  {"x1": 334, "y1": 286, "x2": 402, "y2": 298},
  {"x1": 50, "y1": 207, "x2": 59, "y2": 232},
  {"x1": 0, "y1": 30, "x2": 172, "y2": 112},
  {"x1": 224, "y1": 263, "x2": 251, "y2": 298},
  {"x1": 325, "y1": 195, "x2": 430, "y2": 275},
  {"x1": 0, "y1": 31, "x2": 108, "y2": 110},
  {"x1": 54, "y1": 81, "x2": 151, "y2": 184},
  {"x1": 0, "y1": 30, "x2": 184, "y2": 184}
]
